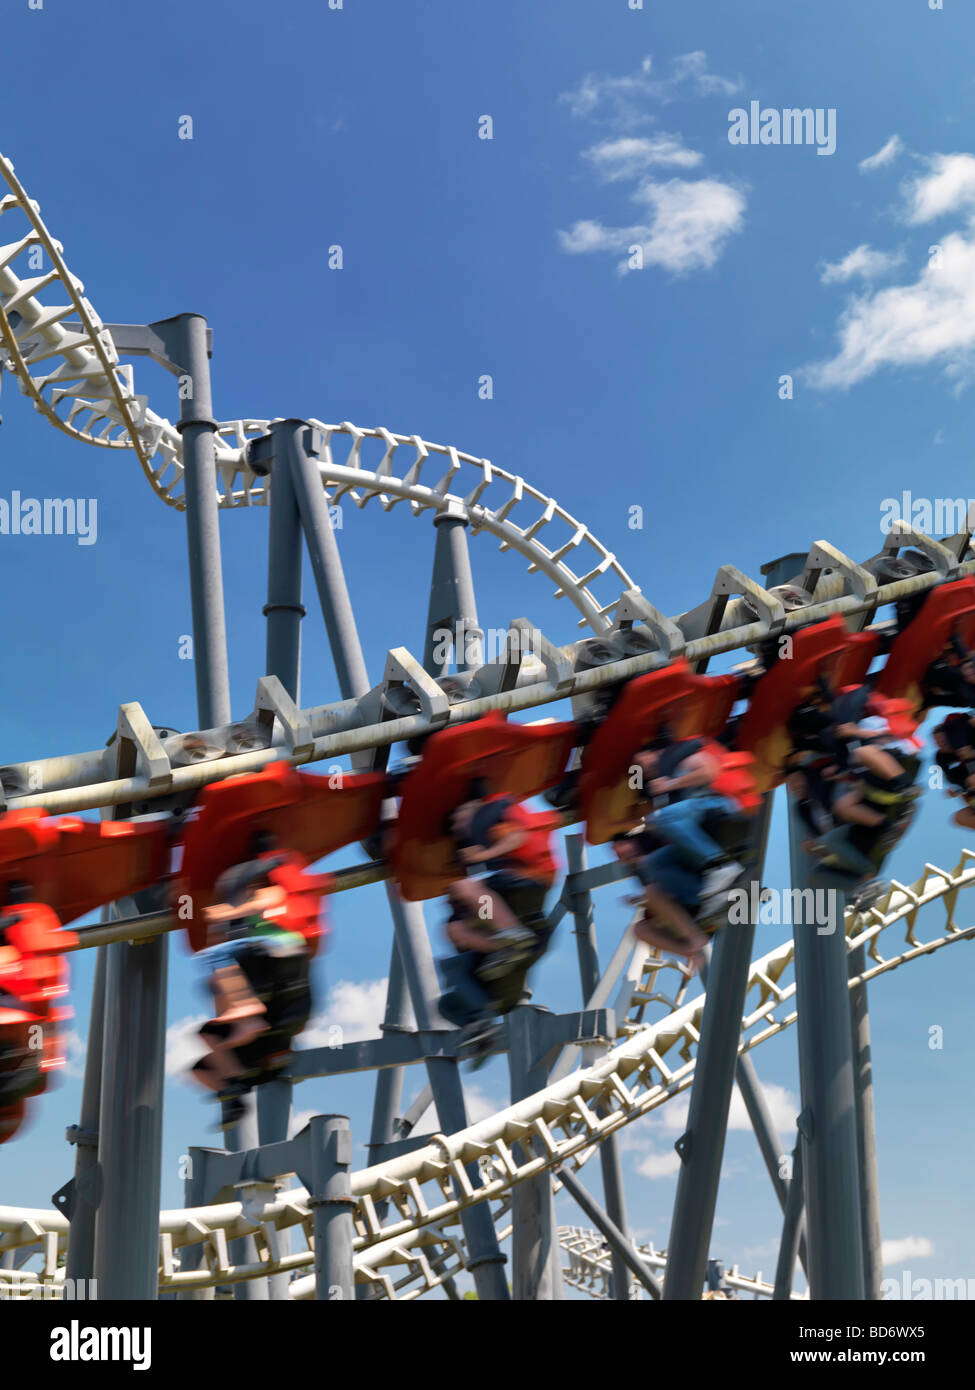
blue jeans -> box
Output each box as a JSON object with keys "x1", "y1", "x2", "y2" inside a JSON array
[
  {"x1": 438, "y1": 952, "x2": 494, "y2": 1027},
  {"x1": 649, "y1": 796, "x2": 738, "y2": 871},
  {"x1": 635, "y1": 846, "x2": 702, "y2": 912}
]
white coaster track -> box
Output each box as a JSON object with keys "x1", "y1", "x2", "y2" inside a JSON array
[{"x1": 2, "y1": 853, "x2": 972, "y2": 1298}]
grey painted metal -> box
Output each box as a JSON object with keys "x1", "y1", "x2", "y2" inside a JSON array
[
  {"x1": 285, "y1": 421, "x2": 371, "y2": 702},
  {"x1": 91, "y1": 928, "x2": 169, "y2": 1300},
  {"x1": 557, "y1": 1166, "x2": 661, "y2": 1299},
  {"x1": 566, "y1": 834, "x2": 632, "y2": 1301},
  {"x1": 263, "y1": 426, "x2": 305, "y2": 701},
  {"x1": 661, "y1": 796, "x2": 773, "y2": 1300},
  {"x1": 284, "y1": 420, "x2": 510, "y2": 1299},
  {"x1": 773, "y1": 1142, "x2": 806, "y2": 1301},
  {"x1": 787, "y1": 801, "x2": 866, "y2": 1299},
  {"x1": 506, "y1": 1008, "x2": 564, "y2": 1300},
  {"x1": 308, "y1": 1115, "x2": 356, "y2": 1302},
  {"x1": 161, "y1": 313, "x2": 232, "y2": 729},
  {"x1": 734, "y1": 1050, "x2": 808, "y2": 1278},
  {"x1": 849, "y1": 941, "x2": 882, "y2": 1300},
  {"x1": 424, "y1": 507, "x2": 484, "y2": 675},
  {"x1": 63, "y1": 943, "x2": 106, "y2": 1285}
]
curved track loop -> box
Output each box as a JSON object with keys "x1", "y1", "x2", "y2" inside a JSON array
[
  {"x1": 0, "y1": 154, "x2": 633, "y2": 631},
  {"x1": 2, "y1": 852, "x2": 973, "y2": 1299},
  {"x1": 558, "y1": 1227, "x2": 806, "y2": 1300}
]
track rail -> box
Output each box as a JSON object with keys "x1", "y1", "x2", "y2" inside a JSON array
[{"x1": 3, "y1": 852, "x2": 972, "y2": 1299}]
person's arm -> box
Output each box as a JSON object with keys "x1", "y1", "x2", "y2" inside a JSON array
[
  {"x1": 459, "y1": 818, "x2": 528, "y2": 864},
  {"x1": 651, "y1": 750, "x2": 720, "y2": 795}
]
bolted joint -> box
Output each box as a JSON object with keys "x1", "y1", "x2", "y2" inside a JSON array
[{"x1": 65, "y1": 1124, "x2": 98, "y2": 1149}]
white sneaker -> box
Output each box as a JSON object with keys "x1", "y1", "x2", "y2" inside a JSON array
[{"x1": 699, "y1": 861, "x2": 743, "y2": 898}]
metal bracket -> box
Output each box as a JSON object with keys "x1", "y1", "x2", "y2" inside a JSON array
[
  {"x1": 114, "y1": 703, "x2": 173, "y2": 788},
  {"x1": 380, "y1": 648, "x2": 451, "y2": 725},
  {"x1": 796, "y1": 1108, "x2": 814, "y2": 1141},
  {"x1": 612, "y1": 589, "x2": 685, "y2": 660},
  {"x1": 473, "y1": 623, "x2": 526, "y2": 697},
  {"x1": 674, "y1": 1130, "x2": 692, "y2": 1163},
  {"x1": 254, "y1": 675, "x2": 314, "y2": 757},
  {"x1": 509, "y1": 619, "x2": 574, "y2": 695},
  {"x1": 802, "y1": 541, "x2": 878, "y2": 604},
  {"x1": 883, "y1": 520, "x2": 959, "y2": 578}
]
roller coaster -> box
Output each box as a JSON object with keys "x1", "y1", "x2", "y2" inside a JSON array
[{"x1": 0, "y1": 149, "x2": 973, "y2": 1303}]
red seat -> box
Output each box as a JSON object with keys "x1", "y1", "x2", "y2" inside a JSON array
[
  {"x1": 390, "y1": 712, "x2": 576, "y2": 900},
  {"x1": 874, "y1": 577, "x2": 975, "y2": 711},
  {"x1": 176, "y1": 760, "x2": 389, "y2": 951},
  {"x1": 735, "y1": 618, "x2": 877, "y2": 791},
  {"x1": 0, "y1": 809, "x2": 169, "y2": 926},
  {"x1": 577, "y1": 661, "x2": 740, "y2": 844}
]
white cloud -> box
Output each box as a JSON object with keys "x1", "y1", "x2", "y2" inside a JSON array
[
  {"x1": 298, "y1": 977, "x2": 404, "y2": 1049},
  {"x1": 883, "y1": 1235, "x2": 935, "y2": 1266},
  {"x1": 559, "y1": 176, "x2": 745, "y2": 276},
  {"x1": 289, "y1": 1108, "x2": 316, "y2": 1137},
  {"x1": 820, "y1": 244, "x2": 905, "y2": 284},
  {"x1": 805, "y1": 230, "x2": 975, "y2": 390},
  {"x1": 906, "y1": 153, "x2": 975, "y2": 224},
  {"x1": 561, "y1": 52, "x2": 742, "y2": 126},
  {"x1": 165, "y1": 1013, "x2": 208, "y2": 1080},
  {"x1": 859, "y1": 135, "x2": 904, "y2": 172},
  {"x1": 59, "y1": 1028, "x2": 88, "y2": 1080},
  {"x1": 583, "y1": 135, "x2": 703, "y2": 180},
  {"x1": 414, "y1": 1081, "x2": 499, "y2": 1132},
  {"x1": 636, "y1": 1148, "x2": 681, "y2": 1179}
]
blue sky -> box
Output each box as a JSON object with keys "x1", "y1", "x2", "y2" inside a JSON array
[{"x1": 2, "y1": 0, "x2": 975, "y2": 1298}]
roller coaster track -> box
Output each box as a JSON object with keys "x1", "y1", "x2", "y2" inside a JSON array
[
  {"x1": 558, "y1": 1226, "x2": 805, "y2": 1300},
  {"x1": 0, "y1": 150, "x2": 971, "y2": 1303},
  {"x1": 2, "y1": 851, "x2": 973, "y2": 1299}
]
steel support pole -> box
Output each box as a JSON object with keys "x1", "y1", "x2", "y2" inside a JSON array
[
  {"x1": 264, "y1": 441, "x2": 305, "y2": 702},
  {"x1": 64, "y1": 944, "x2": 106, "y2": 1285},
  {"x1": 423, "y1": 506, "x2": 484, "y2": 675},
  {"x1": 91, "y1": 925, "x2": 169, "y2": 1300},
  {"x1": 507, "y1": 1008, "x2": 564, "y2": 1300},
  {"x1": 566, "y1": 834, "x2": 632, "y2": 1300},
  {"x1": 788, "y1": 801, "x2": 866, "y2": 1299},
  {"x1": 172, "y1": 313, "x2": 231, "y2": 729},
  {"x1": 309, "y1": 1115, "x2": 355, "y2": 1302},
  {"x1": 367, "y1": 938, "x2": 409, "y2": 1165},
  {"x1": 849, "y1": 941, "x2": 882, "y2": 1300},
  {"x1": 735, "y1": 1049, "x2": 808, "y2": 1278},
  {"x1": 286, "y1": 423, "x2": 509, "y2": 1299},
  {"x1": 773, "y1": 1142, "x2": 806, "y2": 1300},
  {"x1": 558, "y1": 1167, "x2": 661, "y2": 1300},
  {"x1": 661, "y1": 796, "x2": 773, "y2": 1300}
]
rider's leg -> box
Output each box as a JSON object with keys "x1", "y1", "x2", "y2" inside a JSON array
[
  {"x1": 648, "y1": 796, "x2": 740, "y2": 872},
  {"x1": 446, "y1": 878, "x2": 520, "y2": 937}
]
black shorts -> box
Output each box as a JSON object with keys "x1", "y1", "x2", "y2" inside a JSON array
[{"x1": 485, "y1": 873, "x2": 549, "y2": 926}]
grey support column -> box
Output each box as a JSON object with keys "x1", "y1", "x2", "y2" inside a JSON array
[
  {"x1": 661, "y1": 796, "x2": 773, "y2": 1300},
  {"x1": 788, "y1": 802, "x2": 865, "y2": 1299},
  {"x1": 64, "y1": 944, "x2": 106, "y2": 1285},
  {"x1": 285, "y1": 421, "x2": 509, "y2": 1299},
  {"x1": 263, "y1": 441, "x2": 305, "y2": 702},
  {"x1": 308, "y1": 1115, "x2": 356, "y2": 1302},
  {"x1": 849, "y1": 941, "x2": 882, "y2": 1300},
  {"x1": 773, "y1": 1141, "x2": 806, "y2": 1300},
  {"x1": 566, "y1": 834, "x2": 632, "y2": 1301},
  {"x1": 506, "y1": 1008, "x2": 563, "y2": 1300},
  {"x1": 169, "y1": 313, "x2": 231, "y2": 729},
  {"x1": 91, "y1": 919, "x2": 169, "y2": 1300},
  {"x1": 424, "y1": 504, "x2": 484, "y2": 675},
  {"x1": 735, "y1": 1049, "x2": 808, "y2": 1278}
]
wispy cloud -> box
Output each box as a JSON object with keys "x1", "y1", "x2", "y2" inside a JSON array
[
  {"x1": 298, "y1": 977, "x2": 402, "y2": 1049},
  {"x1": 559, "y1": 177, "x2": 745, "y2": 276},
  {"x1": 859, "y1": 135, "x2": 904, "y2": 172},
  {"x1": 562, "y1": 52, "x2": 742, "y2": 126},
  {"x1": 882, "y1": 1235, "x2": 935, "y2": 1265},
  {"x1": 583, "y1": 134, "x2": 703, "y2": 180},
  {"x1": 806, "y1": 150, "x2": 975, "y2": 390},
  {"x1": 820, "y1": 244, "x2": 905, "y2": 284}
]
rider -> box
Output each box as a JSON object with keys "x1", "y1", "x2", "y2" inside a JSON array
[
  {"x1": 612, "y1": 736, "x2": 753, "y2": 972},
  {"x1": 438, "y1": 781, "x2": 557, "y2": 1052},
  {"x1": 933, "y1": 718, "x2": 975, "y2": 831},
  {"x1": 191, "y1": 850, "x2": 316, "y2": 1128},
  {"x1": 811, "y1": 699, "x2": 922, "y2": 899}
]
